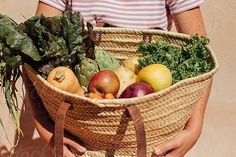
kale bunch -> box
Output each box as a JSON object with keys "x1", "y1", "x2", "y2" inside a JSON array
[{"x1": 138, "y1": 35, "x2": 212, "y2": 83}]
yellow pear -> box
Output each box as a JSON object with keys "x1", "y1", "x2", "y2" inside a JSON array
[
  {"x1": 123, "y1": 56, "x2": 141, "y2": 74},
  {"x1": 137, "y1": 64, "x2": 172, "y2": 92}
]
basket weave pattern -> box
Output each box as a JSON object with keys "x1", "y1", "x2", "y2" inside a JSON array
[{"x1": 24, "y1": 28, "x2": 218, "y2": 157}]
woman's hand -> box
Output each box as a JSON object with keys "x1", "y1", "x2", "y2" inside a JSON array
[
  {"x1": 152, "y1": 128, "x2": 199, "y2": 157},
  {"x1": 152, "y1": 78, "x2": 212, "y2": 157},
  {"x1": 22, "y1": 67, "x2": 86, "y2": 157}
]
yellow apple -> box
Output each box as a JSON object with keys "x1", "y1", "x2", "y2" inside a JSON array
[{"x1": 137, "y1": 64, "x2": 172, "y2": 92}]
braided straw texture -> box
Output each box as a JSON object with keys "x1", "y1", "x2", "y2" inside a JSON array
[{"x1": 24, "y1": 28, "x2": 219, "y2": 157}]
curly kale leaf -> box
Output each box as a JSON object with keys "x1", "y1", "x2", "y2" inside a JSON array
[{"x1": 138, "y1": 35, "x2": 212, "y2": 84}]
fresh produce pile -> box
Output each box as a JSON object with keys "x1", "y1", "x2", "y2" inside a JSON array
[{"x1": 0, "y1": 12, "x2": 213, "y2": 133}]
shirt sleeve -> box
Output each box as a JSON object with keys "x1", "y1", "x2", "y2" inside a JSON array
[
  {"x1": 166, "y1": 0, "x2": 204, "y2": 15},
  {"x1": 39, "y1": 0, "x2": 66, "y2": 11}
]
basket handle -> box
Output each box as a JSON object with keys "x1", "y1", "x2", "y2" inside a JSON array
[
  {"x1": 54, "y1": 102, "x2": 71, "y2": 157},
  {"x1": 54, "y1": 102, "x2": 147, "y2": 157},
  {"x1": 126, "y1": 106, "x2": 147, "y2": 157},
  {"x1": 54, "y1": 101, "x2": 85, "y2": 157}
]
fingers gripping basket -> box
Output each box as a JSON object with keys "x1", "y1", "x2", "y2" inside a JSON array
[{"x1": 24, "y1": 28, "x2": 219, "y2": 157}]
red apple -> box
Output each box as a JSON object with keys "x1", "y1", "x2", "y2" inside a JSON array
[
  {"x1": 120, "y1": 82, "x2": 153, "y2": 98},
  {"x1": 89, "y1": 70, "x2": 120, "y2": 96}
]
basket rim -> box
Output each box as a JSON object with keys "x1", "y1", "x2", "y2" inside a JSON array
[
  {"x1": 24, "y1": 28, "x2": 219, "y2": 107},
  {"x1": 93, "y1": 27, "x2": 191, "y2": 41}
]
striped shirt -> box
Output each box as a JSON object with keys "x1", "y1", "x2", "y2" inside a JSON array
[{"x1": 39, "y1": 0, "x2": 204, "y2": 30}]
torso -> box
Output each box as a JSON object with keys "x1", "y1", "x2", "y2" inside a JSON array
[{"x1": 68, "y1": 0, "x2": 169, "y2": 30}]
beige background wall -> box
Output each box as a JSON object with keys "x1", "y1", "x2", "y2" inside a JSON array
[{"x1": 1, "y1": 0, "x2": 236, "y2": 156}]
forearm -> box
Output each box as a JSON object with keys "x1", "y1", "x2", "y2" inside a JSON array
[
  {"x1": 24, "y1": 88, "x2": 54, "y2": 145},
  {"x1": 185, "y1": 79, "x2": 213, "y2": 139},
  {"x1": 35, "y1": 2, "x2": 63, "y2": 16},
  {"x1": 173, "y1": 5, "x2": 210, "y2": 138},
  {"x1": 173, "y1": 7, "x2": 207, "y2": 36}
]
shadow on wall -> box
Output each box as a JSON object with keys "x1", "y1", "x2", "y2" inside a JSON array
[{"x1": 0, "y1": 102, "x2": 53, "y2": 157}]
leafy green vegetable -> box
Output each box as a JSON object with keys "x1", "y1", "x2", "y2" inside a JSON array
[
  {"x1": 61, "y1": 12, "x2": 83, "y2": 56},
  {"x1": 20, "y1": 15, "x2": 69, "y2": 76},
  {"x1": 0, "y1": 12, "x2": 92, "y2": 134},
  {"x1": 138, "y1": 35, "x2": 212, "y2": 83},
  {"x1": 0, "y1": 14, "x2": 41, "y2": 132},
  {"x1": 19, "y1": 12, "x2": 91, "y2": 76}
]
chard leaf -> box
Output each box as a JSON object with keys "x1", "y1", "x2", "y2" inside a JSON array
[
  {"x1": 0, "y1": 15, "x2": 41, "y2": 61},
  {"x1": 0, "y1": 42, "x2": 4, "y2": 50},
  {"x1": 61, "y1": 12, "x2": 84, "y2": 60},
  {"x1": 6, "y1": 55, "x2": 21, "y2": 68},
  {"x1": 41, "y1": 15, "x2": 62, "y2": 36}
]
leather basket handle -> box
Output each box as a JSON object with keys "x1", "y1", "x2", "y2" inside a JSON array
[
  {"x1": 126, "y1": 106, "x2": 147, "y2": 157},
  {"x1": 54, "y1": 103, "x2": 147, "y2": 157},
  {"x1": 54, "y1": 102, "x2": 71, "y2": 157}
]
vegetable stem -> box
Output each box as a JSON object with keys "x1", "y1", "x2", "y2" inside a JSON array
[{"x1": 54, "y1": 71, "x2": 65, "y2": 82}]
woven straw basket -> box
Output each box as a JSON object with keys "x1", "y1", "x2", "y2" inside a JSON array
[{"x1": 24, "y1": 28, "x2": 219, "y2": 157}]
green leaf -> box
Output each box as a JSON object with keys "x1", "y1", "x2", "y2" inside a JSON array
[
  {"x1": 0, "y1": 41, "x2": 4, "y2": 50},
  {"x1": 6, "y1": 30, "x2": 41, "y2": 61},
  {"x1": 61, "y1": 12, "x2": 84, "y2": 60},
  {"x1": 4, "y1": 78, "x2": 20, "y2": 132},
  {"x1": 20, "y1": 38, "x2": 41, "y2": 61},
  {"x1": 0, "y1": 14, "x2": 41, "y2": 62},
  {"x1": 41, "y1": 15, "x2": 62, "y2": 35},
  {"x1": 6, "y1": 55, "x2": 21, "y2": 68}
]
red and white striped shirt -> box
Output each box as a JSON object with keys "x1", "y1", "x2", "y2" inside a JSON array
[{"x1": 39, "y1": 0, "x2": 204, "y2": 30}]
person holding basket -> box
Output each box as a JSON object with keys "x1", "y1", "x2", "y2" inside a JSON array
[{"x1": 24, "y1": 0, "x2": 213, "y2": 157}]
